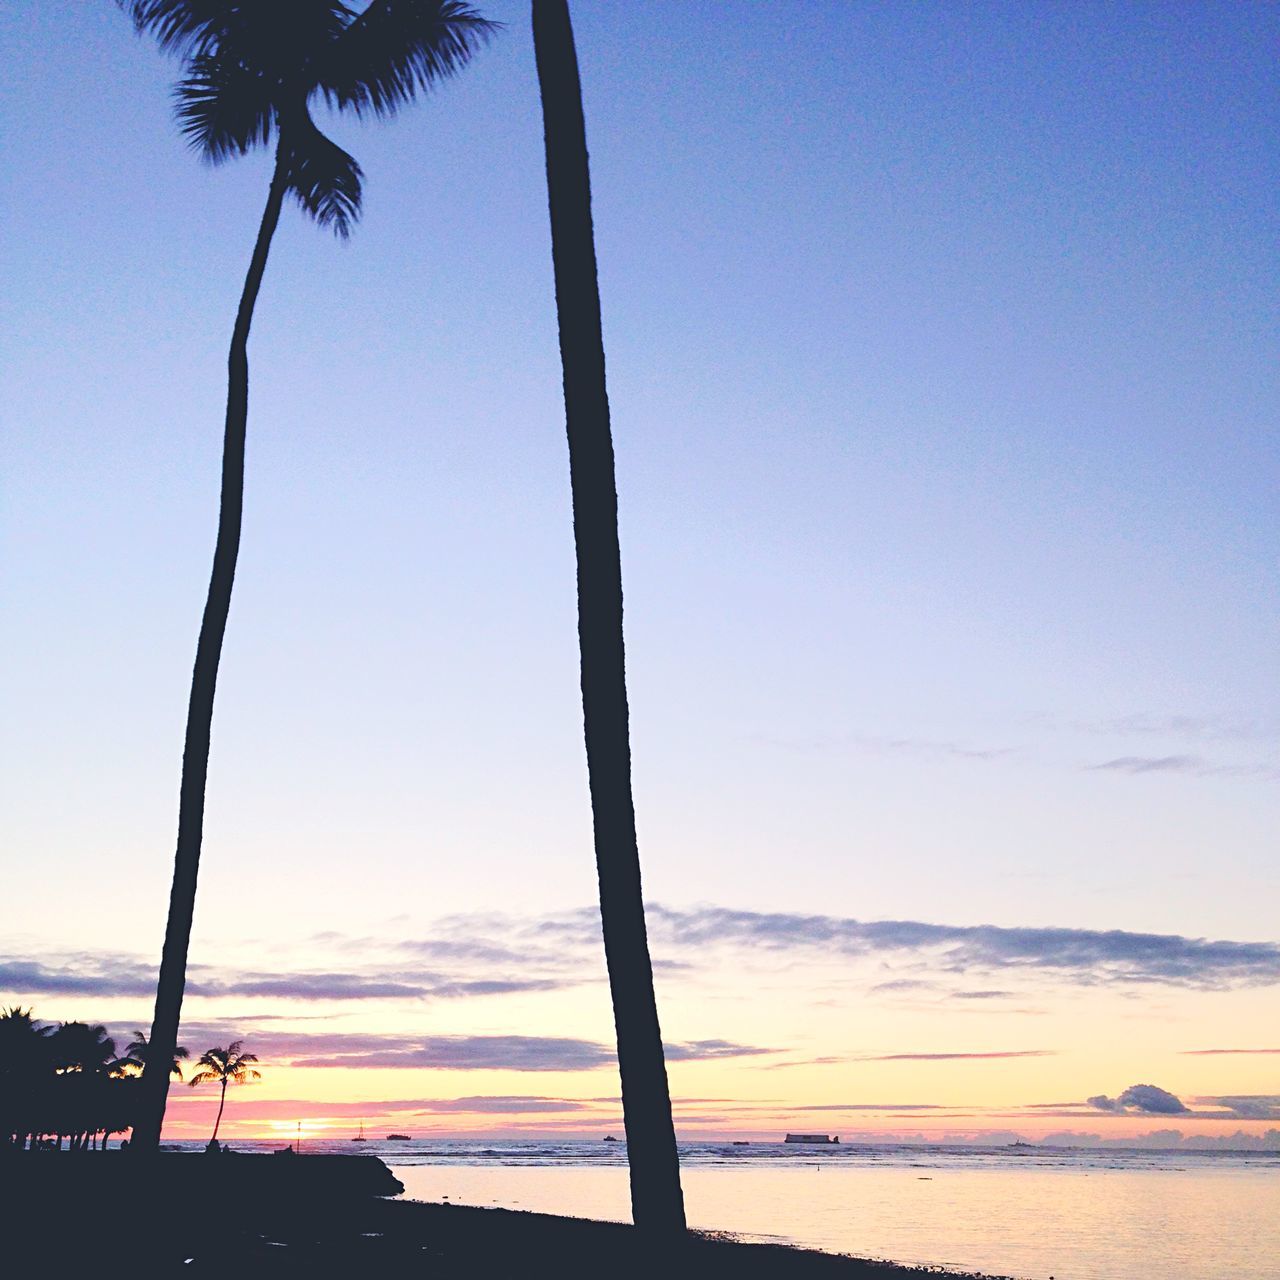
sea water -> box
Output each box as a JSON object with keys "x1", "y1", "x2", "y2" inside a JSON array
[{"x1": 163, "y1": 1140, "x2": 1279, "y2": 1279}]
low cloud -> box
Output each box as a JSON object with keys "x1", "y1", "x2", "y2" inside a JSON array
[
  {"x1": 1194, "y1": 1096, "x2": 1280, "y2": 1121},
  {"x1": 189, "y1": 1028, "x2": 775, "y2": 1073},
  {"x1": 1087, "y1": 1084, "x2": 1188, "y2": 1115},
  {"x1": 0, "y1": 956, "x2": 572, "y2": 1005},
  {"x1": 664, "y1": 1039, "x2": 775, "y2": 1061},
  {"x1": 1181, "y1": 1047, "x2": 1280, "y2": 1056},
  {"x1": 289, "y1": 1035, "x2": 614, "y2": 1072},
  {"x1": 646, "y1": 906, "x2": 1280, "y2": 990},
  {"x1": 855, "y1": 1051, "x2": 1051, "y2": 1062}
]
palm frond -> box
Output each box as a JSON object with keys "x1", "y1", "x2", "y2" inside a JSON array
[
  {"x1": 285, "y1": 117, "x2": 363, "y2": 238},
  {"x1": 319, "y1": 0, "x2": 496, "y2": 118},
  {"x1": 188, "y1": 1068, "x2": 218, "y2": 1087},
  {"x1": 120, "y1": 0, "x2": 238, "y2": 56},
  {"x1": 175, "y1": 51, "x2": 276, "y2": 163}
]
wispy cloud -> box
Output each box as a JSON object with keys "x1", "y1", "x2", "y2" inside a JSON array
[
  {"x1": 1090, "y1": 755, "x2": 1204, "y2": 775},
  {"x1": 1193, "y1": 1096, "x2": 1280, "y2": 1121},
  {"x1": 172, "y1": 1027, "x2": 775, "y2": 1073},
  {"x1": 1088, "y1": 755, "x2": 1279, "y2": 780},
  {"x1": 854, "y1": 1051, "x2": 1052, "y2": 1062},
  {"x1": 1181, "y1": 1047, "x2": 1280, "y2": 1056},
  {"x1": 644, "y1": 906, "x2": 1280, "y2": 990}
]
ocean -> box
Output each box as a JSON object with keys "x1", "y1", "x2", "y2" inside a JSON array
[{"x1": 164, "y1": 1139, "x2": 1279, "y2": 1279}]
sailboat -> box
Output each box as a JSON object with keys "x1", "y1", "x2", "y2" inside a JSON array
[{"x1": 351, "y1": 1121, "x2": 367, "y2": 1143}]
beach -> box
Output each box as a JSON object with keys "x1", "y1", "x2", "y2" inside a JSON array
[
  {"x1": 2, "y1": 1152, "x2": 994, "y2": 1278},
  {"x1": 19, "y1": 1140, "x2": 1272, "y2": 1278}
]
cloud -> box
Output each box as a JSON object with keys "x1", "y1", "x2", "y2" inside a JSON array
[
  {"x1": 1090, "y1": 755, "x2": 1205, "y2": 774},
  {"x1": 1181, "y1": 1048, "x2": 1280, "y2": 1056},
  {"x1": 855, "y1": 1051, "x2": 1052, "y2": 1062},
  {"x1": 0, "y1": 957, "x2": 159, "y2": 998},
  {"x1": 288, "y1": 1035, "x2": 615, "y2": 1072},
  {"x1": 193, "y1": 1027, "x2": 775, "y2": 1073},
  {"x1": 663, "y1": 1039, "x2": 775, "y2": 1061},
  {"x1": 1193, "y1": 1096, "x2": 1280, "y2": 1121},
  {"x1": 950, "y1": 990, "x2": 1015, "y2": 1000},
  {"x1": 645, "y1": 906, "x2": 1280, "y2": 990},
  {"x1": 1088, "y1": 755, "x2": 1279, "y2": 780},
  {"x1": 0, "y1": 956, "x2": 572, "y2": 1004},
  {"x1": 165, "y1": 1094, "x2": 596, "y2": 1118},
  {"x1": 1088, "y1": 1084, "x2": 1188, "y2": 1115},
  {"x1": 794, "y1": 1103, "x2": 944, "y2": 1112}
]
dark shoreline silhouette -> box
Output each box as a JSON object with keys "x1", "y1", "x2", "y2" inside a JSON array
[{"x1": 0, "y1": 1151, "x2": 1004, "y2": 1278}]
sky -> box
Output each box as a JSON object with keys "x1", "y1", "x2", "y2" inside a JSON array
[{"x1": 1, "y1": 2, "x2": 1277, "y2": 1145}]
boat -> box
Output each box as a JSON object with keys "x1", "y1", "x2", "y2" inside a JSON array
[
  {"x1": 386, "y1": 1134, "x2": 412, "y2": 1142},
  {"x1": 732, "y1": 1141, "x2": 751, "y2": 1146},
  {"x1": 602, "y1": 1135, "x2": 618, "y2": 1142},
  {"x1": 784, "y1": 1133, "x2": 839, "y2": 1144},
  {"x1": 351, "y1": 1121, "x2": 367, "y2": 1143}
]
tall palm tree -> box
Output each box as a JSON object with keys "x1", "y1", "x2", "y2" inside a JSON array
[
  {"x1": 119, "y1": 0, "x2": 494, "y2": 1152},
  {"x1": 188, "y1": 1042, "x2": 259, "y2": 1145},
  {"x1": 530, "y1": 0, "x2": 685, "y2": 1236},
  {"x1": 125, "y1": 1030, "x2": 189, "y2": 1080}
]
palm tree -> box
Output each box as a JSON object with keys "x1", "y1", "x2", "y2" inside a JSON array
[
  {"x1": 530, "y1": 0, "x2": 685, "y2": 1237},
  {"x1": 0, "y1": 1008, "x2": 53, "y2": 1151},
  {"x1": 119, "y1": 0, "x2": 494, "y2": 1152},
  {"x1": 188, "y1": 1042, "x2": 260, "y2": 1146},
  {"x1": 125, "y1": 1030, "x2": 189, "y2": 1080}
]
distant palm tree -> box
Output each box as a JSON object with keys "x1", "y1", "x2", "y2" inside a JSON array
[
  {"x1": 125, "y1": 1030, "x2": 189, "y2": 1080},
  {"x1": 530, "y1": 0, "x2": 685, "y2": 1236},
  {"x1": 119, "y1": 0, "x2": 494, "y2": 1152},
  {"x1": 188, "y1": 1042, "x2": 260, "y2": 1146}
]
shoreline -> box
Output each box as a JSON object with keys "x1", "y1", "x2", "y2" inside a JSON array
[{"x1": 3, "y1": 1152, "x2": 1004, "y2": 1278}]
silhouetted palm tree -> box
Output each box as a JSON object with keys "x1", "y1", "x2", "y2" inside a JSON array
[
  {"x1": 188, "y1": 1042, "x2": 260, "y2": 1145},
  {"x1": 119, "y1": 0, "x2": 494, "y2": 1151},
  {"x1": 531, "y1": 0, "x2": 685, "y2": 1236},
  {"x1": 0, "y1": 1008, "x2": 52, "y2": 1151},
  {"x1": 125, "y1": 1030, "x2": 189, "y2": 1080}
]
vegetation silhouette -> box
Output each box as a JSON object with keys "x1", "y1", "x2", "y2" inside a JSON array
[
  {"x1": 189, "y1": 1042, "x2": 261, "y2": 1146},
  {"x1": 1, "y1": 1008, "x2": 136, "y2": 1150},
  {"x1": 531, "y1": 0, "x2": 686, "y2": 1236},
  {"x1": 1, "y1": 1010, "x2": 260, "y2": 1153},
  {"x1": 125, "y1": 1029, "x2": 190, "y2": 1080},
  {"x1": 119, "y1": 0, "x2": 494, "y2": 1152}
]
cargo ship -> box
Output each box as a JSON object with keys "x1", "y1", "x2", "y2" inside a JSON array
[{"x1": 784, "y1": 1133, "x2": 839, "y2": 1144}]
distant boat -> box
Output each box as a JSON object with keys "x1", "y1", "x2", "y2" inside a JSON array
[
  {"x1": 386, "y1": 1134, "x2": 412, "y2": 1141},
  {"x1": 602, "y1": 1135, "x2": 619, "y2": 1142},
  {"x1": 784, "y1": 1133, "x2": 839, "y2": 1144},
  {"x1": 732, "y1": 1141, "x2": 751, "y2": 1146},
  {"x1": 351, "y1": 1121, "x2": 367, "y2": 1143}
]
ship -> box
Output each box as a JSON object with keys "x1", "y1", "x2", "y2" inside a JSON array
[
  {"x1": 784, "y1": 1133, "x2": 839, "y2": 1144},
  {"x1": 351, "y1": 1121, "x2": 367, "y2": 1143},
  {"x1": 386, "y1": 1134, "x2": 412, "y2": 1141}
]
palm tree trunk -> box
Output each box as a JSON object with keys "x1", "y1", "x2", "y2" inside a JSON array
[
  {"x1": 211, "y1": 1081, "x2": 227, "y2": 1144},
  {"x1": 131, "y1": 148, "x2": 291, "y2": 1152},
  {"x1": 531, "y1": 0, "x2": 686, "y2": 1237}
]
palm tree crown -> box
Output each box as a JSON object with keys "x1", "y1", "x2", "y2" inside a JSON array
[
  {"x1": 125, "y1": 1030, "x2": 190, "y2": 1080},
  {"x1": 123, "y1": 0, "x2": 495, "y2": 235},
  {"x1": 188, "y1": 1042, "x2": 260, "y2": 1089}
]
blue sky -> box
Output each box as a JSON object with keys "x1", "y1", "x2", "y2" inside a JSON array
[{"x1": 1, "y1": 3, "x2": 1276, "y2": 1135}]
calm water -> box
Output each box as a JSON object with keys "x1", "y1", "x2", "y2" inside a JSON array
[{"x1": 165, "y1": 1139, "x2": 1279, "y2": 1279}]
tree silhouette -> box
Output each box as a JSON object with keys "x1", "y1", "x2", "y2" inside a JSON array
[
  {"x1": 119, "y1": 0, "x2": 494, "y2": 1151},
  {"x1": 188, "y1": 1042, "x2": 260, "y2": 1146},
  {"x1": 531, "y1": 0, "x2": 685, "y2": 1236},
  {"x1": 125, "y1": 1030, "x2": 190, "y2": 1080}
]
